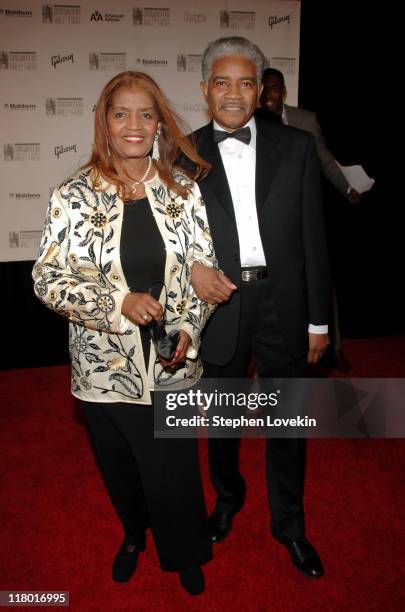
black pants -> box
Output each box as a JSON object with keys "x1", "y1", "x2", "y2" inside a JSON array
[
  {"x1": 84, "y1": 401, "x2": 212, "y2": 571},
  {"x1": 204, "y1": 277, "x2": 307, "y2": 543}
]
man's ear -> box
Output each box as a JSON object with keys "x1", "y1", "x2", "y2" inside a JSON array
[
  {"x1": 282, "y1": 85, "x2": 287, "y2": 101},
  {"x1": 200, "y1": 80, "x2": 208, "y2": 100},
  {"x1": 257, "y1": 82, "x2": 264, "y2": 100}
]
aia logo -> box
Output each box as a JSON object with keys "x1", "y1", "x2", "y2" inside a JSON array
[{"x1": 90, "y1": 10, "x2": 103, "y2": 22}]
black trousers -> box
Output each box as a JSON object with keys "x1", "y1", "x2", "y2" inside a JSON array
[
  {"x1": 204, "y1": 277, "x2": 307, "y2": 543},
  {"x1": 84, "y1": 401, "x2": 212, "y2": 571}
]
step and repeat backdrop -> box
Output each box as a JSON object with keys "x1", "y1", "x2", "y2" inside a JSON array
[{"x1": 0, "y1": 0, "x2": 301, "y2": 262}]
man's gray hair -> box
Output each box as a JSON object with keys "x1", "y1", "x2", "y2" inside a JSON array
[{"x1": 201, "y1": 36, "x2": 266, "y2": 83}]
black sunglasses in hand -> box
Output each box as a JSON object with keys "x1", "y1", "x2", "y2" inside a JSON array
[{"x1": 148, "y1": 281, "x2": 180, "y2": 361}]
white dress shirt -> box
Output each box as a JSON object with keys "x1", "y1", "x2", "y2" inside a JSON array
[
  {"x1": 214, "y1": 117, "x2": 266, "y2": 267},
  {"x1": 214, "y1": 117, "x2": 327, "y2": 335}
]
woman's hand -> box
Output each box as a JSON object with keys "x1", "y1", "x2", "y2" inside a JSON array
[
  {"x1": 191, "y1": 262, "x2": 236, "y2": 304},
  {"x1": 121, "y1": 292, "x2": 163, "y2": 326},
  {"x1": 159, "y1": 330, "x2": 191, "y2": 368}
]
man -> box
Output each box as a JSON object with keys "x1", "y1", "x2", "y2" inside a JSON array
[
  {"x1": 258, "y1": 67, "x2": 362, "y2": 204},
  {"x1": 190, "y1": 37, "x2": 330, "y2": 579},
  {"x1": 259, "y1": 67, "x2": 360, "y2": 371}
]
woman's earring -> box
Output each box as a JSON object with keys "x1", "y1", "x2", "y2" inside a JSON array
[
  {"x1": 106, "y1": 139, "x2": 111, "y2": 157},
  {"x1": 152, "y1": 129, "x2": 160, "y2": 160}
]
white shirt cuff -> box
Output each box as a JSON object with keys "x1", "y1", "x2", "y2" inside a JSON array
[{"x1": 308, "y1": 324, "x2": 328, "y2": 334}]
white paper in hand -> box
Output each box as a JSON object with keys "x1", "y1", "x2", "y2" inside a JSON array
[{"x1": 336, "y1": 162, "x2": 375, "y2": 193}]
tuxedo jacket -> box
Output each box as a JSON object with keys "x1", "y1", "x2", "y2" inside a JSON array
[
  {"x1": 193, "y1": 117, "x2": 330, "y2": 365},
  {"x1": 284, "y1": 104, "x2": 350, "y2": 197},
  {"x1": 33, "y1": 167, "x2": 216, "y2": 404}
]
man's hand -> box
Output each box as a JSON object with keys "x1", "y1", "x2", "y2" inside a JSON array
[
  {"x1": 159, "y1": 330, "x2": 191, "y2": 368},
  {"x1": 191, "y1": 262, "x2": 237, "y2": 304},
  {"x1": 121, "y1": 292, "x2": 163, "y2": 326},
  {"x1": 348, "y1": 188, "x2": 362, "y2": 204},
  {"x1": 307, "y1": 333, "x2": 329, "y2": 364}
]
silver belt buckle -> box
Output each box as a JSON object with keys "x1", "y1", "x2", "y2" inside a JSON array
[{"x1": 242, "y1": 269, "x2": 257, "y2": 282}]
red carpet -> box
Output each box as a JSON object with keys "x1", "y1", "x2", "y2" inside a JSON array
[{"x1": 1, "y1": 337, "x2": 404, "y2": 611}]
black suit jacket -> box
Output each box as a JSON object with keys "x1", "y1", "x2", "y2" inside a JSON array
[{"x1": 192, "y1": 117, "x2": 330, "y2": 365}]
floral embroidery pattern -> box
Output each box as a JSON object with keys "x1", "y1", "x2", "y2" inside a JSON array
[
  {"x1": 90, "y1": 210, "x2": 108, "y2": 228},
  {"x1": 165, "y1": 202, "x2": 182, "y2": 218},
  {"x1": 176, "y1": 300, "x2": 186, "y2": 315},
  {"x1": 33, "y1": 168, "x2": 217, "y2": 401},
  {"x1": 35, "y1": 278, "x2": 47, "y2": 297},
  {"x1": 96, "y1": 294, "x2": 115, "y2": 314}
]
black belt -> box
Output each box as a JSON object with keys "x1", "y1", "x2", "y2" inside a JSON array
[{"x1": 241, "y1": 267, "x2": 268, "y2": 282}]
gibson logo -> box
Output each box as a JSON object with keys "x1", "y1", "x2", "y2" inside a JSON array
[
  {"x1": 51, "y1": 53, "x2": 74, "y2": 68},
  {"x1": 268, "y1": 15, "x2": 291, "y2": 28},
  {"x1": 54, "y1": 144, "x2": 77, "y2": 158}
]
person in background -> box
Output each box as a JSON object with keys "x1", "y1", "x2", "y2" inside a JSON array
[
  {"x1": 258, "y1": 67, "x2": 361, "y2": 372},
  {"x1": 190, "y1": 37, "x2": 329, "y2": 579},
  {"x1": 33, "y1": 71, "x2": 217, "y2": 596},
  {"x1": 258, "y1": 67, "x2": 362, "y2": 204}
]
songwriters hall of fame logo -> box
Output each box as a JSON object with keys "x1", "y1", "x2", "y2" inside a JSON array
[
  {"x1": 9, "y1": 230, "x2": 42, "y2": 250},
  {"x1": 177, "y1": 54, "x2": 202, "y2": 73},
  {"x1": 270, "y1": 57, "x2": 296, "y2": 76},
  {"x1": 133, "y1": 7, "x2": 169, "y2": 26},
  {"x1": 4, "y1": 143, "x2": 40, "y2": 161},
  {"x1": 89, "y1": 52, "x2": 126, "y2": 71},
  {"x1": 219, "y1": 10, "x2": 255, "y2": 30},
  {"x1": 42, "y1": 4, "x2": 80, "y2": 24},
  {"x1": 0, "y1": 51, "x2": 37, "y2": 70},
  {"x1": 46, "y1": 98, "x2": 83, "y2": 116}
]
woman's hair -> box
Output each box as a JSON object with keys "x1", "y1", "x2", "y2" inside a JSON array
[
  {"x1": 85, "y1": 71, "x2": 210, "y2": 199},
  {"x1": 201, "y1": 36, "x2": 266, "y2": 83}
]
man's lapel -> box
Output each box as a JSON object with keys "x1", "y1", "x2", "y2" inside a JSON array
[
  {"x1": 197, "y1": 123, "x2": 236, "y2": 222},
  {"x1": 255, "y1": 117, "x2": 282, "y2": 211}
]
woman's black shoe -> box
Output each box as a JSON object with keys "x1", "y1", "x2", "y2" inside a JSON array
[
  {"x1": 112, "y1": 540, "x2": 141, "y2": 583},
  {"x1": 179, "y1": 566, "x2": 205, "y2": 595}
]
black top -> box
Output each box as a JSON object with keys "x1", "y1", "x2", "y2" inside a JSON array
[
  {"x1": 120, "y1": 197, "x2": 166, "y2": 292},
  {"x1": 120, "y1": 197, "x2": 166, "y2": 365}
]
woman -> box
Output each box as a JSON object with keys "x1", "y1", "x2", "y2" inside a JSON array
[{"x1": 33, "y1": 71, "x2": 217, "y2": 595}]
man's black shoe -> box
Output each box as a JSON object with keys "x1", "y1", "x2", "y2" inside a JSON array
[
  {"x1": 179, "y1": 566, "x2": 205, "y2": 595},
  {"x1": 112, "y1": 539, "x2": 141, "y2": 583},
  {"x1": 285, "y1": 538, "x2": 324, "y2": 578},
  {"x1": 208, "y1": 506, "x2": 241, "y2": 543}
]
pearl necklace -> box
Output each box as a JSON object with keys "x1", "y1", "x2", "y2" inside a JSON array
[{"x1": 132, "y1": 156, "x2": 152, "y2": 193}]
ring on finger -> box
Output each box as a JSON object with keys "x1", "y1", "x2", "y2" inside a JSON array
[{"x1": 143, "y1": 314, "x2": 150, "y2": 322}]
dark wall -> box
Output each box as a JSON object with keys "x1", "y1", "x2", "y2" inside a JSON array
[
  {"x1": 0, "y1": 261, "x2": 69, "y2": 370},
  {"x1": 299, "y1": 1, "x2": 401, "y2": 337},
  {"x1": 1, "y1": 3, "x2": 401, "y2": 370}
]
